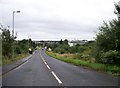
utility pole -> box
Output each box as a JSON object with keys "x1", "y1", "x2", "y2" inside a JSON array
[{"x1": 12, "y1": 11, "x2": 20, "y2": 60}]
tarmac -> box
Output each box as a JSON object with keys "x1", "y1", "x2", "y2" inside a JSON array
[{"x1": 1, "y1": 55, "x2": 32, "y2": 76}]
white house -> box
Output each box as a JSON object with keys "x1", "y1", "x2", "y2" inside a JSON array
[{"x1": 68, "y1": 40, "x2": 88, "y2": 46}]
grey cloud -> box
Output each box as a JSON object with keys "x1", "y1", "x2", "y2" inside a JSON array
[{"x1": 0, "y1": 0, "x2": 118, "y2": 40}]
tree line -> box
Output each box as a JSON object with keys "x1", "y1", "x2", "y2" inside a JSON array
[{"x1": 1, "y1": 27, "x2": 36, "y2": 61}]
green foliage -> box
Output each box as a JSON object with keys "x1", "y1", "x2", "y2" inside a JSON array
[
  {"x1": 63, "y1": 39, "x2": 68, "y2": 45},
  {"x1": 1, "y1": 27, "x2": 35, "y2": 64},
  {"x1": 2, "y1": 29, "x2": 13, "y2": 59},
  {"x1": 94, "y1": 19, "x2": 120, "y2": 64},
  {"x1": 47, "y1": 51, "x2": 120, "y2": 76},
  {"x1": 3, "y1": 53, "x2": 29, "y2": 65},
  {"x1": 74, "y1": 53, "x2": 90, "y2": 60},
  {"x1": 15, "y1": 39, "x2": 36, "y2": 54},
  {"x1": 46, "y1": 39, "x2": 70, "y2": 54},
  {"x1": 114, "y1": 2, "x2": 120, "y2": 14},
  {"x1": 53, "y1": 44, "x2": 70, "y2": 54},
  {"x1": 94, "y1": 3, "x2": 120, "y2": 65},
  {"x1": 46, "y1": 42, "x2": 59, "y2": 50},
  {"x1": 50, "y1": 39, "x2": 91, "y2": 54},
  {"x1": 16, "y1": 39, "x2": 29, "y2": 53},
  {"x1": 48, "y1": 39, "x2": 94, "y2": 63},
  {"x1": 14, "y1": 45, "x2": 21, "y2": 54},
  {"x1": 0, "y1": 30, "x2": 2, "y2": 66},
  {"x1": 84, "y1": 41, "x2": 95, "y2": 48},
  {"x1": 2, "y1": 58, "x2": 12, "y2": 65},
  {"x1": 78, "y1": 45, "x2": 89, "y2": 53},
  {"x1": 100, "y1": 50, "x2": 120, "y2": 65},
  {"x1": 59, "y1": 39, "x2": 63, "y2": 44}
]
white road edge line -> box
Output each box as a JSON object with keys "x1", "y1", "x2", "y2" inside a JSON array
[
  {"x1": 15, "y1": 60, "x2": 29, "y2": 70},
  {"x1": 51, "y1": 71, "x2": 62, "y2": 84},
  {"x1": 15, "y1": 55, "x2": 32, "y2": 70},
  {"x1": 46, "y1": 65, "x2": 51, "y2": 70}
]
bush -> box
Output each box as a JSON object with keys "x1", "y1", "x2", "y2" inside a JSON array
[
  {"x1": 93, "y1": 4, "x2": 120, "y2": 65},
  {"x1": 74, "y1": 53, "x2": 92, "y2": 61},
  {"x1": 69, "y1": 45, "x2": 91, "y2": 54},
  {"x1": 14, "y1": 46, "x2": 22, "y2": 54},
  {"x1": 53, "y1": 44, "x2": 70, "y2": 54},
  {"x1": 78, "y1": 46, "x2": 89, "y2": 53},
  {"x1": 100, "y1": 50, "x2": 120, "y2": 65},
  {"x1": 46, "y1": 51, "x2": 120, "y2": 75}
]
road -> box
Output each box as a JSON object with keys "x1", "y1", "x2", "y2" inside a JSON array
[{"x1": 3, "y1": 50, "x2": 118, "y2": 86}]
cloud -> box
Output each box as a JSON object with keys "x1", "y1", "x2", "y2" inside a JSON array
[{"x1": 0, "y1": 0, "x2": 119, "y2": 40}]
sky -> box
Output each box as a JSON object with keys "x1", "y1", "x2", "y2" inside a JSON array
[{"x1": 0, "y1": 0, "x2": 119, "y2": 41}]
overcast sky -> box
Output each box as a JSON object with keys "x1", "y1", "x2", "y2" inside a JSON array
[{"x1": 0, "y1": 0, "x2": 119, "y2": 41}]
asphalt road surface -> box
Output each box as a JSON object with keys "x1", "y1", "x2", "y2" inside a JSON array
[{"x1": 2, "y1": 50, "x2": 118, "y2": 86}]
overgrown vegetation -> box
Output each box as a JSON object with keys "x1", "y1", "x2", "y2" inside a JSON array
[
  {"x1": 94, "y1": 19, "x2": 120, "y2": 65},
  {"x1": 45, "y1": 2, "x2": 120, "y2": 76},
  {"x1": 3, "y1": 53, "x2": 29, "y2": 65},
  {"x1": 46, "y1": 39, "x2": 95, "y2": 62},
  {"x1": 0, "y1": 31, "x2": 2, "y2": 66},
  {"x1": 46, "y1": 52, "x2": 120, "y2": 76},
  {"x1": 93, "y1": 2, "x2": 120, "y2": 65},
  {"x1": 1, "y1": 27, "x2": 36, "y2": 65}
]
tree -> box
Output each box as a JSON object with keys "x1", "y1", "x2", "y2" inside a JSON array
[
  {"x1": 17, "y1": 39, "x2": 30, "y2": 53},
  {"x1": 63, "y1": 39, "x2": 68, "y2": 45},
  {"x1": 54, "y1": 44, "x2": 70, "y2": 54},
  {"x1": 114, "y1": 2, "x2": 120, "y2": 20},
  {"x1": 114, "y1": 2, "x2": 120, "y2": 14},
  {"x1": 59, "y1": 39, "x2": 63, "y2": 44},
  {"x1": 94, "y1": 2, "x2": 120, "y2": 64},
  {"x1": 2, "y1": 28, "x2": 13, "y2": 58},
  {"x1": 0, "y1": 27, "x2": 2, "y2": 65}
]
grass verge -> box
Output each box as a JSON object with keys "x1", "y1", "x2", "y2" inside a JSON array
[
  {"x1": 46, "y1": 51, "x2": 120, "y2": 76},
  {"x1": 3, "y1": 53, "x2": 29, "y2": 65}
]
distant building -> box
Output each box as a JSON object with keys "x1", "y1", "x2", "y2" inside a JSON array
[
  {"x1": 68, "y1": 40, "x2": 88, "y2": 46},
  {"x1": 33, "y1": 40, "x2": 59, "y2": 47}
]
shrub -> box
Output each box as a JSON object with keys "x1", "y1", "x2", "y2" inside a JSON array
[
  {"x1": 93, "y1": 4, "x2": 120, "y2": 65},
  {"x1": 53, "y1": 44, "x2": 70, "y2": 54},
  {"x1": 101, "y1": 50, "x2": 120, "y2": 65},
  {"x1": 74, "y1": 53, "x2": 91, "y2": 61},
  {"x1": 78, "y1": 45, "x2": 89, "y2": 53}
]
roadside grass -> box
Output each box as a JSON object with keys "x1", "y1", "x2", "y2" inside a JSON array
[
  {"x1": 14, "y1": 53, "x2": 29, "y2": 61},
  {"x1": 3, "y1": 53, "x2": 29, "y2": 65},
  {"x1": 2, "y1": 58, "x2": 12, "y2": 65},
  {"x1": 46, "y1": 51, "x2": 120, "y2": 76}
]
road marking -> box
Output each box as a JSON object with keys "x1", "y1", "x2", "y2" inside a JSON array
[
  {"x1": 42, "y1": 59, "x2": 45, "y2": 62},
  {"x1": 40, "y1": 55, "x2": 45, "y2": 62},
  {"x1": 46, "y1": 65, "x2": 51, "y2": 70},
  {"x1": 40, "y1": 52, "x2": 62, "y2": 84},
  {"x1": 1, "y1": 55, "x2": 32, "y2": 76},
  {"x1": 42, "y1": 59, "x2": 45, "y2": 63},
  {"x1": 51, "y1": 71, "x2": 62, "y2": 84},
  {"x1": 40, "y1": 54, "x2": 46, "y2": 63},
  {"x1": 44, "y1": 62, "x2": 47, "y2": 65},
  {"x1": 15, "y1": 60, "x2": 29, "y2": 70},
  {"x1": 15, "y1": 55, "x2": 32, "y2": 70}
]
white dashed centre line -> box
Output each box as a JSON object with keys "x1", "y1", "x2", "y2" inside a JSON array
[
  {"x1": 51, "y1": 71, "x2": 62, "y2": 84},
  {"x1": 44, "y1": 62, "x2": 47, "y2": 65},
  {"x1": 40, "y1": 52, "x2": 62, "y2": 84},
  {"x1": 46, "y1": 65, "x2": 51, "y2": 70}
]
